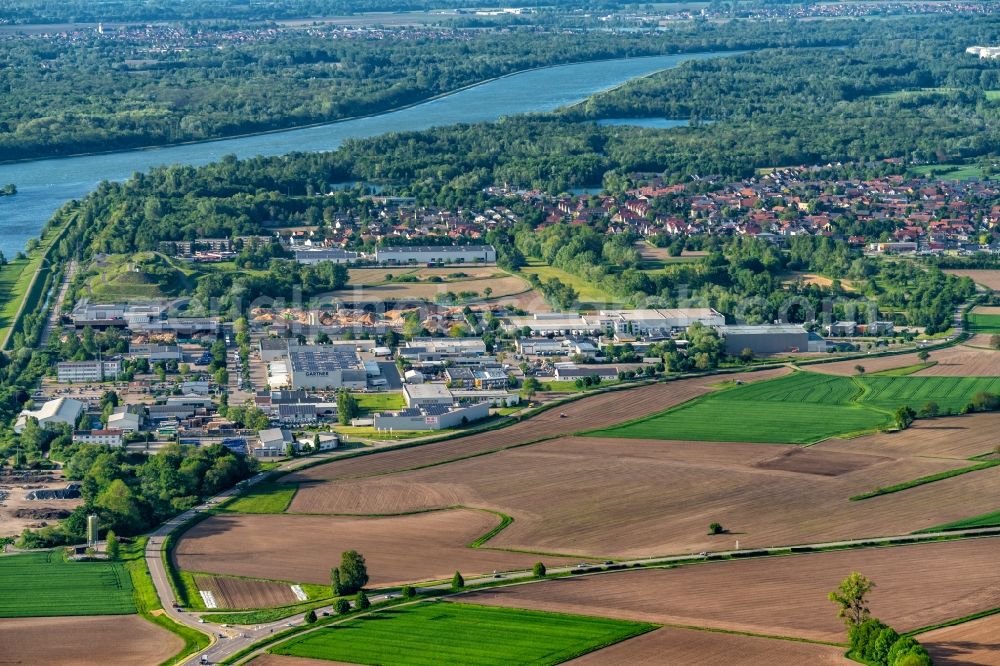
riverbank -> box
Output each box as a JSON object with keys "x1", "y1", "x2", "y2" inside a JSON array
[{"x1": 0, "y1": 50, "x2": 739, "y2": 168}]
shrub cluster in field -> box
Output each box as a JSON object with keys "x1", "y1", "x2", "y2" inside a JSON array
[{"x1": 849, "y1": 619, "x2": 931, "y2": 666}]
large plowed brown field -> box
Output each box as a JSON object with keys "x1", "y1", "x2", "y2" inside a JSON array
[
  {"x1": 918, "y1": 613, "x2": 1000, "y2": 665},
  {"x1": 460, "y1": 537, "x2": 1000, "y2": 643},
  {"x1": 566, "y1": 625, "x2": 850, "y2": 665},
  {"x1": 817, "y1": 412, "x2": 1000, "y2": 459},
  {"x1": 195, "y1": 575, "x2": 298, "y2": 609},
  {"x1": 283, "y1": 367, "x2": 788, "y2": 485},
  {"x1": 0, "y1": 615, "x2": 183, "y2": 665},
  {"x1": 286, "y1": 435, "x2": 1000, "y2": 557},
  {"x1": 945, "y1": 269, "x2": 1000, "y2": 290},
  {"x1": 808, "y1": 342, "x2": 1000, "y2": 377},
  {"x1": 175, "y1": 509, "x2": 576, "y2": 587}
]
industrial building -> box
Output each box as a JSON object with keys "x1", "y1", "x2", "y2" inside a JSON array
[
  {"x1": 15, "y1": 398, "x2": 85, "y2": 433},
  {"x1": 56, "y1": 359, "x2": 122, "y2": 383},
  {"x1": 403, "y1": 383, "x2": 454, "y2": 408},
  {"x1": 128, "y1": 344, "x2": 183, "y2": 361},
  {"x1": 72, "y1": 429, "x2": 124, "y2": 447},
  {"x1": 373, "y1": 402, "x2": 489, "y2": 431},
  {"x1": 294, "y1": 248, "x2": 360, "y2": 264},
  {"x1": 505, "y1": 308, "x2": 724, "y2": 338},
  {"x1": 599, "y1": 308, "x2": 725, "y2": 336},
  {"x1": 375, "y1": 244, "x2": 497, "y2": 265},
  {"x1": 285, "y1": 344, "x2": 367, "y2": 390},
  {"x1": 719, "y1": 324, "x2": 810, "y2": 355},
  {"x1": 403, "y1": 337, "x2": 488, "y2": 362}
]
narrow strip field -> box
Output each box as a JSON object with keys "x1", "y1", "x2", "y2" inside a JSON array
[
  {"x1": 0, "y1": 550, "x2": 136, "y2": 617},
  {"x1": 271, "y1": 602, "x2": 656, "y2": 666},
  {"x1": 0, "y1": 614, "x2": 184, "y2": 666},
  {"x1": 459, "y1": 538, "x2": 1000, "y2": 643},
  {"x1": 222, "y1": 482, "x2": 298, "y2": 514},
  {"x1": 194, "y1": 575, "x2": 299, "y2": 610}
]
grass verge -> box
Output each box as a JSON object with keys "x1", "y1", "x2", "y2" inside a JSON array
[{"x1": 121, "y1": 537, "x2": 211, "y2": 666}]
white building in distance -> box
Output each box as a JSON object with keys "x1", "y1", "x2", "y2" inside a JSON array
[
  {"x1": 56, "y1": 360, "x2": 122, "y2": 384},
  {"x1": 375, "y1": 244, "x2": 496, "y2": 265},
  {"x1": 16, "y1": 398, "x2": 85, "y2": 433}
]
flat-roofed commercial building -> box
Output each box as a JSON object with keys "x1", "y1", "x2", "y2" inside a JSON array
[
  {"x1": 286, "y1": 344, "x2": 367, "y2": 390},
  {"x1": 294, "y1": 248, "x2": 360, "y2": 264},
  {"x1": 403, "y1": 383, "x2": 454, "y2": 408},
  {"x1": 56, "y1": 360, "x2": 121, "y2": 383},
  {"x1": 720, "y1": 324, "x2": 810, "y2": 355},
  {"x1": 375, "y1": 245, "x2": 496, "y2": 265}
]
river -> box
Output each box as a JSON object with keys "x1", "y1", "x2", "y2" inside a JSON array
[{"x1": 0, "y1": 51, "x2": 727, "y2": 258}]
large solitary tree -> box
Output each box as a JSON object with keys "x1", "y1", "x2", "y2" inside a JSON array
[
  {"x1": 335, "y1": 550, "x2": 368, "y2": 595},
  {"x1": 829, "y1": 572, "x2": 875, "y2": 627}
]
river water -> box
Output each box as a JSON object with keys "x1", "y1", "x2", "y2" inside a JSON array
[{"x1": 0, "y1": 51, "x2": 726, "y2": 257}]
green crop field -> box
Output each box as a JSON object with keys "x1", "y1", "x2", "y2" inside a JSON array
[
  {"x1": 0, "y1": 550, "x2": 136, "y2": 617},
  {"x1": 917, "y1": 509, "x2": 1000, "y2": 533},
  {"x1": 589, "y1": 371, "x2": 1000, "y2": 445},
  {"x1": 272, "y1": 602, "x2": 655, "y2": 665},
  {"x1": 859, "y1": 375, "x2": 1000, "y2": 412},
  {"x1": 222, "y1": 482, "x2": 298, "y2": 514},
  {"x1": 968, "y1": 313, "x2": 1000, "y2": 334}
]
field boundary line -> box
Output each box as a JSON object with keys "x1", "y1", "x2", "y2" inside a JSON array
[
  {"x1": 849, "y1": 460, "x2": 1000, "y2": 501},
  {"x1": 907, "y1": 605, "x2": 1000, "y2": 637}
]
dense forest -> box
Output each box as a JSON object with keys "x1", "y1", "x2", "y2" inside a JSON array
[{"x1": 0, "y1": 18, "x2": 850, "y2": 160}]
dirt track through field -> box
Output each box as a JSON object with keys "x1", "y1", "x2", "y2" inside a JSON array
[
  {"x1": 287, "y1": 434, "x2": 1000, "y2": 558},
  {"x1": 566, "y1": 626, "x2": 850, "y2": 665},
  {"x1": 918, "y1": 613, "x2": 1000, "y2": 665},
  {"x1": 0, "y1": 615, "x2": 183, "y2": 665},
  {"x1": 284, "y1": 368, "x2": 788, "y2": 485},
  {"x1": 195, "y1": 575, "x2": 297, "y2": 609},
  {"x1": 460, "y1": 538, "x2": 1000, "y2": 643},
  {"x1": 175, "y1": 509, "x2": 576, "y2": 587}
]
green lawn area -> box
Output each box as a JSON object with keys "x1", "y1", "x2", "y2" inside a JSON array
[
  {"x1": 541, "y1": 379, "x2": 620, "y2": 393},
  {"x1": 352, "y1": 392, "x2": 407, "y2": 413},
  {"x1": 910, "y1": 163, "x2": 986, "y2": 180},
  {"x1": 917, "y1": 509, "x2": 1000, "y2": 533},
  {"x1": 272, "y1": 602, "x2": 656, "y2": 666},
  {"x1": 588, "y1": 371, "x2": 1000, "y2": 445},
  {"x1": 985, "y1": 90, "x2": 1000, "y2": 101},
  {"x1": 967, "y1": 312, "x2": 1000, "y2": 334},
  {"x1": 520, "y1": 261, "x2": 615, "y2": 305},
  {"x1": 222, "y1": 482, "x2": 298, "y2": 514},
  {"x1": 0, "y1": 550, "x2": 137, "y2": 617}
]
